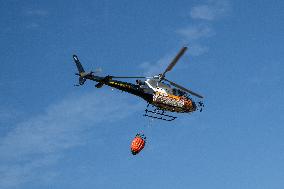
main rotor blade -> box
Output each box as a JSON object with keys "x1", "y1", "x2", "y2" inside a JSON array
[
  {"x1": 164, "y1": 78, "x2": 203, "y2": 98},
  {"x1": 110, "y1": 76, "x2": 146, "y2": 79},
  {"x1": 160, "y1": 46, "x2": 188, "y2": 79}
]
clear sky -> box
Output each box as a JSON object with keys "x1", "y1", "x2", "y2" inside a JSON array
[{"x1": 0, "y1": 0, "x2": 284, "y2": 188}]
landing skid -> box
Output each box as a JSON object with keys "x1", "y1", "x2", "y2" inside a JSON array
[{"x1": 143, "y1": 104, "x2": 177, "y2": 121}]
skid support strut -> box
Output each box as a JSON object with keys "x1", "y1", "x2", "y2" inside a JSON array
[{"x1": 143, "y1": 104, "x2": 177, "y2": 121}]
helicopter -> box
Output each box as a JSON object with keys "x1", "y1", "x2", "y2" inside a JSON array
[{"x1": 72, "y1": 46, "x2": 204, "y2": 121}]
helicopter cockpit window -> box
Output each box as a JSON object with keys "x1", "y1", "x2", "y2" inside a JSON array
[
  {"x1": 174, "y1": 89, "x2": 186, "y2": 96},
  {"x1": 173, "y1": 88, "x2": 177, "y2": 95}
]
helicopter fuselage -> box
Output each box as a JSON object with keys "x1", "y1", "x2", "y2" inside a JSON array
[{"x1": 86, "y1": 75, "x2": 196, "y2": 113}]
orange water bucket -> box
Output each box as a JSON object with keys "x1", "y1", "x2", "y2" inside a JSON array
[{"x1": 131, "y1": 134, "x2": 146, "y2": 155}]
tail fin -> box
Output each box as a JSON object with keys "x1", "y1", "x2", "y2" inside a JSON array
[
  {"x1": 73, "y1": 55, "x2": 85, "y2": 76},
  {"x1": 73, "y1": 55, "x2": 87, "y2": 86}
]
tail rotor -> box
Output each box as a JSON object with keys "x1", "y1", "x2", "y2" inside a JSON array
[{"x1": 73, "y1": 54, "x2": 89, "y2": 86}]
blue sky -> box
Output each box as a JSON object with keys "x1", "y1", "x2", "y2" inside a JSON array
[{"x1": 0, "y1": 0, "x2": 284, "y2": 188}]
